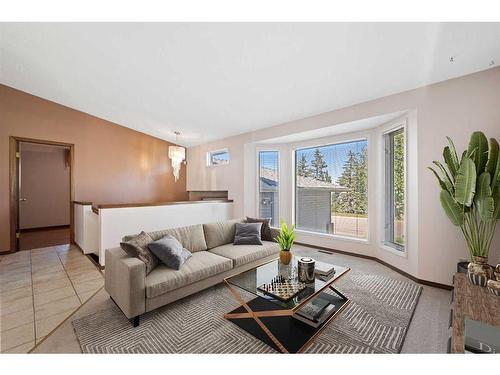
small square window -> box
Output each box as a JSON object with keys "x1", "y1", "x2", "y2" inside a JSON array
[{"x1": 207, "y1": 149, "x2": 230, "y2": 166}]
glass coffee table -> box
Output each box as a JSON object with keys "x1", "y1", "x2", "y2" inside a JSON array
[{"x1": 224, "y1": 256, "x2": 350, "y2": 353}]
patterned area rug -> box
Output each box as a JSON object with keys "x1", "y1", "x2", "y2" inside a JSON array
[{"x1": 72, "y1": 271, "x2": 422, "y2": 353}]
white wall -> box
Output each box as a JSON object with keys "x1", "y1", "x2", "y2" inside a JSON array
[
  {"x1": 187, "y1": 67, "x2": 500, "y2": 286},
  {"x1": 74, "y1": 203, "x2": 99, "y2": 255},
  {"x1": 97, "y1": 201, "x2": 234, "y2": 266}
]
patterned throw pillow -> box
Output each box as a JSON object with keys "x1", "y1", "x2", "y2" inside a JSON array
[
  {"x1": 245, "y1": 217, "x2": 272, "y2": 241},
  {"x1": 120, "y1": 231, "x2": 159, "y2": 275}
]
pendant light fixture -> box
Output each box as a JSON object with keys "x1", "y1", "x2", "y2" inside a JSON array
[{"x1": 168, "y1": 131, "x2": 185, "y2": 182}]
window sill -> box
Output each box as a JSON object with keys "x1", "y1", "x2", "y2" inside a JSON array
[
  {"x1": 295, "y1": 229, "x2": 369, "y2": 245},
  {"x1": 380, "y1": 243, "x2": 407, "y2": 258}
]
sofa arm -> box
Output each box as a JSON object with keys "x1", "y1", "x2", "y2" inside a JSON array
[
  {"x1": 270, "y1": 227, "x2": 281, "y2": 242},
  {"x1": 105, "y1": 247, "x2": 146, "y2": 319}
]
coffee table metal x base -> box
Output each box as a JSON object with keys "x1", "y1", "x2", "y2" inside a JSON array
[{"x1": 223, "y1": 280, "x2": 349, "y2": 353}]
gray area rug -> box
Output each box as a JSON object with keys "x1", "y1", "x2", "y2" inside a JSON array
[{"x1": 72, "y1": 271, "x2": 422, "y2": 353}]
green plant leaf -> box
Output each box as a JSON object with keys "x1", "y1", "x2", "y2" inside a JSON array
[
  {"x1": 433, "y1": 161, "x2": 454, "y2": 192},
  {"x1": 492, "y1": 149, "x2": 500, "y2": 191},
  {"x1": 478, "y1": 196, "x2": 495, "y2": 222},
  {"x1": 460, "y1": 150, "x2": 468, "y2": 163},
  {"x1": 428, "y1": 167, "x2": 449, "y2": 192},
  {"x1": 467, "y1": 131, "x2": 488, "y2": 172},
  {"x1": 455, "y1": 157, "x2": 476, "y2": 207},
  {"x1": 493, "y1": 185, "x2": 500, "y2": 220},
  {"x1": 440, "y1": 190, "x2": 464, "y2": 226},
  {"x1": 443, "y1": 146, "x2": 458, "y2": 178},
  {"x1": 446, "y1": 136, "x2": 460, "y2": 169},
  {"x1": 276, "y1": 218, "x2": 295, "y2": 251},
  {"x1": 467, "y1": 147, "x2": 478, "y2": 167},
  {"x1": 475, "y1": 172, "x2": 492, "y2": 203},
  {"x1": 474, "y1": 172, "x2": 496, "y2": 221},
  {"x1": 485, "y1": 138, "x2": 499, "y2": 177}
]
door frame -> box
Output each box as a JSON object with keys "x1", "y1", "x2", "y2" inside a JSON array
[{"x1": 9, "y1": 136, "x2": 75, "y2": 253}]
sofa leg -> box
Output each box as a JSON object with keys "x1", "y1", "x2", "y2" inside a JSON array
[
  {"x1": 110, "y1": 296, "x2": 140, "y2": 327},
  {"x1": 132, "y1": 316, "x2": 140, "y2": 327}
]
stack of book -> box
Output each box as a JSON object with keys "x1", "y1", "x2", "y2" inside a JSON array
[
  {"x1": 314, "y1": 260, "x2": 336, "y2": 281},
  {"x1": 464, "y1": 318, "x2": 500, "y2": 353},
  {"x1": 294, "y1": 296, "x2": 335, "y2": 328}
]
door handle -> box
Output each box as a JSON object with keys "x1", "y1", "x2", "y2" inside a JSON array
[{"x1": 19, "y1": 198, "x2": 27, "y2": 202}]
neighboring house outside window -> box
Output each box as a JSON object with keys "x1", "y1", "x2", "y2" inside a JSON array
[
  {"x1": 259, "y1": 151, "x2": 279, "y2": 227},
  {"x1": 295, "y1": 175, "x2": 348, "y2": 234},
  {"x1": 294, "y1": 139, "x2": 368, "y2": 239}
]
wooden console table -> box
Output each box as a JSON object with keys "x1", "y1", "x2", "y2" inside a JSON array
[{"x1": 450, "y1": 273, "x2": 500, "y2": 353}]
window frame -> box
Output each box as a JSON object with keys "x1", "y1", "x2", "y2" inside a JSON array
[
  {"x1": 292, "y1": 136, "x2": 370, "y2": 242},
  {"x1": 207, "y1": 148, "x2": 230, "y2": 167},
  {"x1": 382, "y1": 122, "x2": 408, "y2": 255},
  {"x1": 256, "y1": 149, "x2": 280, "y2": 227}
]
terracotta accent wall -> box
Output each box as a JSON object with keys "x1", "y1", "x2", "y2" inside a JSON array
[{"x1": 0, "y1": 84, "x2": 188, "y2": 252}]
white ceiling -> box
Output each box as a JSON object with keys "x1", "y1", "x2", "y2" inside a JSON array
[{"x1": 1, "y1": 23, "x2": 499, "y2": 147}]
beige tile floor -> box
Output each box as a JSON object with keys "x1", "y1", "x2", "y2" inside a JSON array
[{"x1": 0, "y1": 244, "x2": 103, "y2": 353}]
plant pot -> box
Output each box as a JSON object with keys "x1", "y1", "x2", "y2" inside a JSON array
[
  {"x1": 467, "y1": 256, "x2": 492, "y2": 287},
  {"x1": 279, "y1": 250, "x2": 292, "y2": 265},
  {"x1": 486, "y1": 279, "x2": 500, "y2": 297}
]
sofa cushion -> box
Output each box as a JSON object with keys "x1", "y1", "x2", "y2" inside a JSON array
[
  {"x1": 123, "y1": 224, "x2": 208, "y2": 253},
  {"x1": 120, "y1": 231, "x2": 158, "y2": 275},
  {"x1": 148, "y1": 235, "x2": 192, "y2": 270},
  {"x1": 203, "y1": 218, "x2": 244, "y2": 249},
  {"x1": 145, "y1": 251, "x2": 233, "y2": 298},
  {"x1": 208, "y1": 240, "x2": 280, "y2": 267},
  {"x1": 245, "y1": 217, "x2": 273, "y2": 241},
  {"x1": 233, "y1": 223, "x2": 263, "y2": 245}
]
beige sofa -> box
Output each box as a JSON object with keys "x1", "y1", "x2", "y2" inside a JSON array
[{"x1": 105, "y1": 219, "x2": 280, "y2": 326}]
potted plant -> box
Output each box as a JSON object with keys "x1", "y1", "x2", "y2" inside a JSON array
[
  {"x1": 275, "y1": 219, "x2": 296, "y2": 265},
  {"x1": 429, "y1": 131, "x2": 499, "y2": 286}
]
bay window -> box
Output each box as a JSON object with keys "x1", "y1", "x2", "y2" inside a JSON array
[{"x1": 294, "y1": 139, "x2": 368, "y2": 239}]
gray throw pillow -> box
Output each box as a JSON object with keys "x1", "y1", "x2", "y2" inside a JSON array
[
  {"x1": 120, "y1": 231, "x2": 159, "y2": 275},
  {"x1": 245, "y1": 217, "x2": 273, "y2": 241},
  {"x1": 233, "y1": 222, "x2": 263, "y2": 245},
  {"x1": 147, "y1": 235, "x2": 192, "y2": 270}
]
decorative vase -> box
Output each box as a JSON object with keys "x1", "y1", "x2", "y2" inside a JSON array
[
  {"x1": 298, "y1": 257, "x2": 315, "y2": 283},
  {"x1": 487, "y1": 264, "x2": 500, "y2": 296},
  {"x1": 279, "y1": 250, "x2": 292, "y2": 265},
  {"x1": 467, "y1": 256, "x2": 493, "y2": 287},
  {"x1": 487, "y1": 279, "x2": 500, "y2": 297}
]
